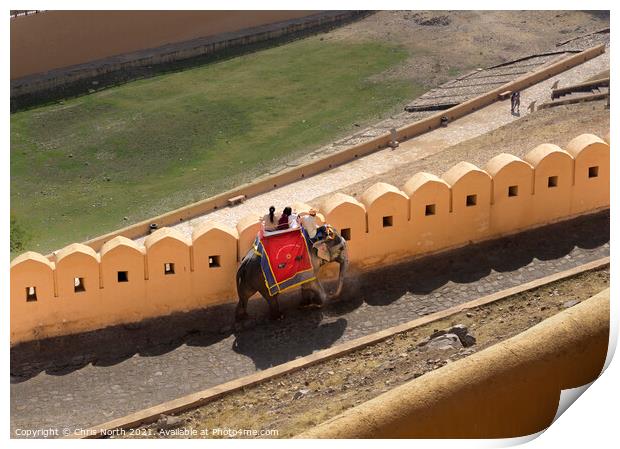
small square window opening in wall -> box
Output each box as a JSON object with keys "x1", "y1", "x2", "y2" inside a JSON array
[
  {"x1": 466, "y1": 194, "x2": 477, "y2": 207},
  {"x1": 548, "y1": 176, "x2": 558, "y2": 188},
  {"x1": 589, "y1": 166, "x2": 599, "y2": 178},
  {"x1": 117, "y1": 271, "x2": 129, "y2": 282},
  {"x1": 209, "y1": 256, "x2": 221, "y2": 268},
  {"x1": 164, "y1": 263, "x2": 175, "y2": 275},
  {"x1": 26, "y1": 286, "x2": 37, "y2": 302},
  {"x1": 508, "y1": 185, "x2": 519, "y2": 197},
  {"x1": 74, "y1": 277, "x2": 86, "y2": 293},
  {"x1": 425, "y1": 204, "x2": 436, "y2": 216},
  {"x1": 382, "y1": 216, "x2": 393, "y2": 227},
  {"x1": 341, "y1": 228, "x2": 352, "y2": 241}
]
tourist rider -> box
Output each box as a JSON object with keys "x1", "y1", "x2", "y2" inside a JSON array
[
  {"x1": 277, "y1": 206, "x2": 293, "y2": 230},
  {"x1": 262, "y1": 206, "x2": 280, "y2": 232},
  {"x1": 297, "y1": 209, "x2": 330, "y2": 260},
  {"x1": 297, "y1": 209, "x2": 327, "y2": 242}
]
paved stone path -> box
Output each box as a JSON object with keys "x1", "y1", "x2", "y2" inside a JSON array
[
  {"x1": 11, "y1": 211, "x2": 609, "y2": 437},
  {"x1": 134, "y1": 47, "x2": 609, "y2": 244}
]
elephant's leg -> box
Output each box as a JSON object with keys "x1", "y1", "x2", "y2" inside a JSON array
[
  {"x1": 306, "y1": 280, "x2": 328, "y2": 307},
  {"x1": 257, "y1": 283, "x2": 284, "y2": 320},
  {"x1": 235, "y1": 288, "x2": 252, "y2": 321},
  {"x1": 235, "y1": 274, "x2": 256, "y2": 322},
  {"x1": 267, "y1": 295, "x2": 285, "y2": 320},
  {"x1": 299, "y1": 284, "x2": 315, "y2": 309}
]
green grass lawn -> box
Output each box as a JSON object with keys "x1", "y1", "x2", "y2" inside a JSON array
[{"x1": 11, "y1": 36, "x2": 422, "y2": 257}]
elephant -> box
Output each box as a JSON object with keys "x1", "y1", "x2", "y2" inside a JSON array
[{"x1": 235, "y1": 229, "x2": 348, "y2": 321}]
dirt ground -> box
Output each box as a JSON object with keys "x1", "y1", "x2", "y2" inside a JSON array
[
  {"x1": 118, "y1": 266, "x2": 609, "y2": 439},
  {"x1": 312, "y1": 99, "x2": 610, "y2": 204},
  {"x1": 327, "y1": 10, "x2": 609, "y2": 88},
  {"x1": 586, "y1": 69, "x2": 610, "y2": 82}
]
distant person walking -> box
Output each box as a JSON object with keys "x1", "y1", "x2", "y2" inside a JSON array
[
  {"x1": 510, "y1": 91, "x2": 521, "y2": 115},
  {"x1": 515, "y1": 91, "x2": 520, "y2": 114}
]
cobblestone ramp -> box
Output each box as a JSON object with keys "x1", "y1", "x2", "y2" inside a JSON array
[{"x1": 10, "y1": 211, "x2": 609, "y2": 438}]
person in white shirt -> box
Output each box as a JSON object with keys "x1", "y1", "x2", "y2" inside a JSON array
[
  {"x1": 298, "y1": 209, "x2": 321, "y2": 239},
  {"x1": 297, "y1": 209, "x2": 330, "y2": 260},
  {"x1": 289, "y1": 212, "x2": 300, "y2": 229}
]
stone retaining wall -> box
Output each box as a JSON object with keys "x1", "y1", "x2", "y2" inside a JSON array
[{"x1": 11, "y1": 11, "x2": 365, "y2": 99}]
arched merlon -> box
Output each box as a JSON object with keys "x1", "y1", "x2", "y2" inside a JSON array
[
  {"x1": 10, "y1": 252, "x2": 55, "y2": 304},
  {"x1": 100, "y1": 236, "x2": 146, "y2": 284},
  {"x1": 525, "y1": 144, "x2": 574, "y2": 225},
  {"x1": 10, "y1": 252, "x2": 57, "y2": 342},
  {"x1": 236, "y1": 213, "x2": 261, "y2": 261},
  {"x1": 296, "y1": 288, "x2": 610, "y2": 438},
  {"x1": 403, "y1": 173, "x2": 451, "y2": 255},
  {"x1": 404, "y1": 172, "x2": 451, "y2": 219},
  {"x1": 99, "y1": 236, "x2": 147, "y2": 318},
  {"x1": 485, "y1": 153, "x2": 533, "y2": 184},
  {"x1": 360, "y1": 182, "x2": 409, "y2": 229},
  {"x1": 320, "y1": 192, "x2": 366, "y2": 218},
  {"x1": 192, "y1": 221, "x2": 239, "y2": 305},
  {"x1": 320, "y1": 192, "x2": 367, "y2": 262},
  {"x1": 485, "y1": 154, "x2": 534, "y2": 235},
  {"x1": 442, "y1": 161, "x2": 493, "y2": 210},
  {"x1": 360, "y1": 182, "x2": 409, "y2": 263},
  {"x1": 144, "y1": 226, "x2": 191, "y2": 248},
  {"x1": 10, "y1": 250, "x2": 55, "y2": 271},
  {"x1": 55, "y1": 242, "x2": 99, "y2": 263},
  {"x1": 441, "y1": 162, "x2": 492, "y2": 243},
  {"x1": 192, "y1": 221, "x2": 238, "y2": 244},
  {"x1": 566, "y1": 133, "x2": 608, "y2": 157},
  {"x1": 524, "y1": 143, "x2": 571, "y2": 169},
  {"x1": 566, "y1": 134, "x2": 610, "y2": 215},
  {"x1": 144, "y1": 227, "x2": 192, "y2": 313},
  {"x1": 55, "y1": 242, "x2": 100, "y2": 298},
  {"x1": 100, "y1": 235, "x2": 146, "y2": 256}
]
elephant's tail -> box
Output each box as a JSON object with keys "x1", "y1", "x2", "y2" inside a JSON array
[
  {"x1": 236, "y1": 250, "x2": 253, "y2": 296},
  {"x1": 236, "y1": 256, "x2": 246, "y2": 296}
]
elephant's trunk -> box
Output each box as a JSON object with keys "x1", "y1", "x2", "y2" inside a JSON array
[{"x1": 332, "y1": 250, "x2": 348, "y2": 298}]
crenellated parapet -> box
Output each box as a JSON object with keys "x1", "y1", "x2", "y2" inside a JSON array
[{"x1": 10, "y1": 133, "x2": 610, "y2": 343}]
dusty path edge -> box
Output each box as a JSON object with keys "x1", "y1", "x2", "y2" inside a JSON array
[{"x1": 70, "y1": 256, "x2": 610, "y2": 439}]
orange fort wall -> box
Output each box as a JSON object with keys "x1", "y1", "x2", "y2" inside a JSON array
[{"x1": 10, "y1": 133, "x2": 610, "y2": 343}]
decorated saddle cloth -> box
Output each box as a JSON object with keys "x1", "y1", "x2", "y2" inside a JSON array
[{"x1": 253, "y1": 227, "x2": 316, "y2": 296}]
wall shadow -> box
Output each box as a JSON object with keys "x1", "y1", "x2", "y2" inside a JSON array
[
  {"x1": 340, "y1": 209, "x2": 609, "y2": 308},
  {"x1": 10, "y1": 285, "x2": 299, "y2": 382},
  {"x1": 10, "y1": 303, "x2": 234, "y2": 382},
  {"x1": 232, "y1": 310, "x2": 347, "y2": 370}
]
